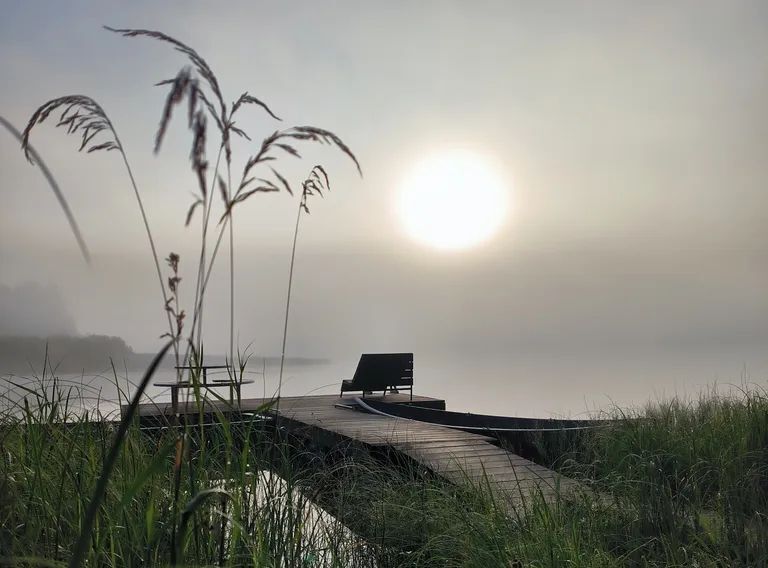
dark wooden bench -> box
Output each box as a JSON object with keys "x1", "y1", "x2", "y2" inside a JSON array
[
  {"x1": 340, "y1": 353, "x2": 413, "y2": 400},
  {"x1": 154, "y1": 365, "x2": 254, "y2": 412}
]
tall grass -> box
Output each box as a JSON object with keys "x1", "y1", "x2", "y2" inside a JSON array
[
  {"x1": 2, "y1": 372, "x2": 767, "y2": 566},
  {"x1": 12, "y1": 24, "x2": 361, "y2": 568},
  {"x1": 552, "y1": 386, "x2": 768, "y2": 566},
  {"x1": 0, "y1": 373, "x2": 367, "y2": 566},
  {"x1": 278, "y1": 166, "x2": 333, "y2": 401},
  {"x1": 20, "y1": 27, "x2": 360, "y2": 374}
]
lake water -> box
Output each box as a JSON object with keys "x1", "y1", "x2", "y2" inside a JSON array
[
  {"x1": 264, "y1": 351, "x2": 767, "y2": 417},
  {"x1": 6, "y1": 348, "x2": 764, "y2": 419}
]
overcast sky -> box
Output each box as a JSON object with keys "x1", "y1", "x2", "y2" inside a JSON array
[{"x1": 1, "y1": 1, "x2": 766, "y2": 413}]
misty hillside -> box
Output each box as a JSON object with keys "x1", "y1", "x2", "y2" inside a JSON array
[
  {"x1": 0, "y1": 335, "x2": 136, "y2": 374},
  {"x1": 0, "y1": 334, "x2": 330, "y2": 375}
]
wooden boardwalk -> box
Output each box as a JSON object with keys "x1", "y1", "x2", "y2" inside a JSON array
[{"x1": 133, "y1": 393, "x2": 582, "y2": 509}]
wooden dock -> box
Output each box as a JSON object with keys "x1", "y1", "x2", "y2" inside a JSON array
[{"x1": 133, "y1": 393, "x2": 582, "y2": 510}]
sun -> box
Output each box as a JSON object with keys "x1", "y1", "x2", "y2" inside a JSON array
[{"x1": 397, "y1": 150, "x2": 509, "y2": 251}]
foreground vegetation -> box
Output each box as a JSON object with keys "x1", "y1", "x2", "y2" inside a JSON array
[{"x1": 1, "y1": 373, "x2": 766, "y2": 567}]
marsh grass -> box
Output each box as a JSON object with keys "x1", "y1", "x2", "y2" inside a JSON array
[
  {"x1": 98, "y1": 26, "x2": 360, "y2": 367},
  {"x1": 0, "y1": 371, "x2": 375, "y2": 566},
  {"x1": 2, "y1": 371, "x2": 767, "y2": 566},
  {"x1": 20, "y1": 27, "x2": 361, "y2": 378},
  {"x1": 11, "y1": 27, "x2": 367, "y2": 567}
]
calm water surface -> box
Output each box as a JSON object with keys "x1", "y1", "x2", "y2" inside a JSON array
[{"x1": 4, "y1": 350, "x2": 766, "y2": 418}]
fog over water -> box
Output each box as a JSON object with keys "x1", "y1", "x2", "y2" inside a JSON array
[{"x1": 2, "y1": 1, "x2": 767, "y2": 416}]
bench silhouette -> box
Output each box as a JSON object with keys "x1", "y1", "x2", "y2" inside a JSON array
[{"x1": 340, "y1": 353, "x2": 413, "y2": 399}]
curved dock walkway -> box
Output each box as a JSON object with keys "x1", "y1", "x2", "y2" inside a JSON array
[{"x1": 132, "y1": 393, "x2": 582, "y2": 510}]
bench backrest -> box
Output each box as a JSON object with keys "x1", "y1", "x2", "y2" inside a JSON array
[{"x1": 349, "y1": 353, "x2": 413, "y2": 391}]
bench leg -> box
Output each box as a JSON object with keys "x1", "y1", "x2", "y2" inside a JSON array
[{"x1": 171, "y1": 387, "x2": 179, "y2": 414}]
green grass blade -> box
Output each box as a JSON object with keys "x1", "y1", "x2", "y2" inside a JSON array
[
  {"x1": 174, "y1": 488, "x2": 230, "y2": 565},
  {"x1": 68, "y1": 340, "x2": 173, "y2": 568},
  {"x1": 116, "y1": 436, "x2": 176, "y2": 513}
]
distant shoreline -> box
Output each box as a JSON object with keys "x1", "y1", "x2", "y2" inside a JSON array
[
  {"x1": 0, "y1": 335, "x2": 329, "y2": 374},
  {"x1": 132, "y1": 352, "x2": 330, "y2": 370}
]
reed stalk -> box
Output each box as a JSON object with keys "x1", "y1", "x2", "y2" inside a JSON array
[
  {"x1": 277, "y1": 200, "x2": 303, "y2": 403},
  {"x1": 0, "y1": 115, "x2": 91, "y2": 264},
  {"x1": 277, "y1": 166, "x2": 333, "y2": 402},
  {"x1": 20, "y1": 97, "x2": 179, "y2": 370}
]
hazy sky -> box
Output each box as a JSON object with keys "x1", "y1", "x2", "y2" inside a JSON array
[{"x1": 2, "y1": 1, "x2": 767, "y2": 413}]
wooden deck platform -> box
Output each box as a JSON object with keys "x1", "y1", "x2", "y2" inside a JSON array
[{"x1": 131, "y1": 393, "x2": 582, "y2": 510}]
